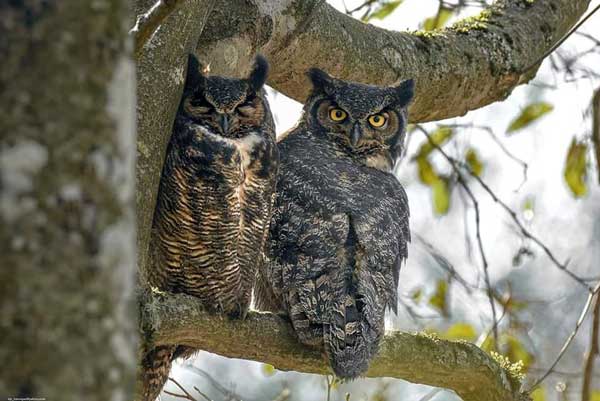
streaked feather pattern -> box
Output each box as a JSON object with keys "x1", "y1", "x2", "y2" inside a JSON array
[
  {"x1": 256, "y1": 70, "x2": 413, "y2": 379},
  {"x1": 140, "y1": 54, "x2": 277, "y2": 401}
]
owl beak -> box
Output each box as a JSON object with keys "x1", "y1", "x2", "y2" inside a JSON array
[
  {"x1": 220, "y1": 113, "x2": 229, "y2": 133},
  {"x1": 351, "y1": 124, "x2": 362, "y2": 147}
]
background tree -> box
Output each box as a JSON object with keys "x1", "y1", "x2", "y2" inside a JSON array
[{"x1": 0, "y1": 1, "x2": 137, "y2": 400}]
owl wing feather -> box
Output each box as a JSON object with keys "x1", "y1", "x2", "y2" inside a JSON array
[{"x1": 256, "y1": 129, "x2": 409, "y2": 378}]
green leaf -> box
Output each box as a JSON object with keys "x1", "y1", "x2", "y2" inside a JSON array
[
  {"x1": 502, "y1": 297, "x2": 528, "y2": 312},
  {"x1": 364, "y1": 0, "x2": 404, "y2": 21},
  {"x1": 507, "y1": 102, "x2": 554, "y2": 133},
  {"x1": 445, "y1": 323, "x2": 477, "y2": 341},
  {"x1": 563, "y1": 139, "x2": 588, "y2": 197},
  {"x1": 423, "y1": 7, "x2": 454, "y2": 30},
  {"x1": 481, "y1": 335, "x2": 497, "y2": 353},
  {"x1": 416, "y1": 156, "x2": 438, "y2": 185},
  {"x1": 262, "y1": 363, "x2": 276, "y2": 377},
  {"x1": 522, "y1": 197, "x2": 535, "y2": 212},
  {"x1": 591, "y1": 390, "x2": 600, "y2": 401},
  {"x1": 410, "y1": 288, "x2": 423, "y2": 303},
  {"x1": 432, "y1": 177, "x2": 451, "y2": 215},
  {"x1": 465, "y1": 148, "x2": 484, "y2": 176},
  {"x1": 429, "y1": 279, "x2": 448, "y2": 315},
  {"x1": 416, "y1": 126, "x2": 454, "y2": 158},
  {"x1": 530, "y1": 387, "x2": 546, "y2": 401}
]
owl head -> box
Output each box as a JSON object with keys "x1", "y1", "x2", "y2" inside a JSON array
[
  {"x1": 304, "y1": 69, "x2": 414, "y2": 169},
  {"x1": 179, "y1": 53, "x2": 270, "y2": 138}
]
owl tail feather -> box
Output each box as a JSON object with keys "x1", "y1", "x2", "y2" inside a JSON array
[
  {"x1": 140, "y1": 345, "x2": 199, "y2": 401},
  {"x1": 140, "y1": 345, "x2": 177, "y2": 401}
]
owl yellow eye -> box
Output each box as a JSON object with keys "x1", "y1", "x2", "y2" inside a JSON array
[
  {"x1": 368, "y1": 114, "x2": 387, "y2": 128},
  {"x1": 329, "y1": 108, "x2": 347, "y2": 122}
]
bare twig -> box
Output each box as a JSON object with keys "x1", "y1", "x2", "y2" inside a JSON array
[
  {"x1": 418, "y1": 123, "x2": 593, "y2": 291},
  {"x1": 182, "y1": 364, "x2": 243, "y2": 401},
  {"x1": 417, "y1": 388, "x2": 443, "y2": 401},
  {"x1": 581, "y1": 292, "x2": 600, "y2": 401},
  {"x1": 446, "y1": 123, "x2": 529, "y2": 191},
  {"x1": 326, "y1": 375, "x2": 334, "y2": 401},
  {"x1": 417, "y1": 125, "x2": 499, "y2": 347},
  {"x1": 165, "y1": 377, "x2": 212, "y2": 401},
  {"x1": 130, "y1": 0, "x2": 188, "y2": 59},
  {"x1": 414, "y1": 233, "x2": 476, "y2": 292},
  {"x1": 521, "y1": 3, "x2": 600, "y2": 73},
  {"x1": 528, "y1": 282, "x2": 600, "y2": 391},
  {"x1": 272, "y1": 388, "x2": 291, "y2": 401},
  {"x1": 466, "y1": 168, "x2": 593, "y2": 292}
]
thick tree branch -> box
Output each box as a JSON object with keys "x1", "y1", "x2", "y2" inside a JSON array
[
  {"x1": 197, "y1": 0, "x2": 591, "y2": 122},
  {"x1": 142, "y1": 292, "x2": 530, "y2": 401},
  {"x1": 135, "y1": 0, "x2": 214, "y2": 276},
  {"x1": 131, "y1": 0, "x2": 188, "y2": 60}
]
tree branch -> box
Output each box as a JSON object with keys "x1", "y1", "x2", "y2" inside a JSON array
[
  {"x1": 197, "y1": 0, "x2": 591, "y2": 122},
  {"x1": 130, "y1": 0, "x2": 187, "y2": 59},
  {"x1": 142, "y1": 292, "x2": 530, "y2": 401},
  {"x1": 135, "y1": 0, "x2": 214, "y2": 276},
  {"x1": 581, "y1": 293, "x2": 600, "y2": 401}
]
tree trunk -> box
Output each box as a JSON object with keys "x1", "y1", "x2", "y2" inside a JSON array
[
  {"x1": 134, "y1": 0, "x2": 214, "y2": 279},
  {"x1": 0, "y1": 1, "x2": 137, "y2": 400}
]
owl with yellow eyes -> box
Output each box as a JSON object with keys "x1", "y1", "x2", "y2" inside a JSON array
[{"x1": 255, "y1": 68, "x2": 414, "y2": 378}]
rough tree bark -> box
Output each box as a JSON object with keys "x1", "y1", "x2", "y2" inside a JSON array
[
  {"x1": 143, "y1": 292, "x2": 529, "y2": 401},
  {"x1": 135, "y1": 0, "x2": 214, "y2": 277},
  {"x1": 128, "y1": 1, "x2": 591, "y2": 400},
  {"x1": 0, "y1": 1, "x2": 137, "y2": 400}
]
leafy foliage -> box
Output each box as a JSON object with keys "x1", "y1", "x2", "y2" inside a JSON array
[
  {"x1": 415, "y1": 127, "x2": 455, "y2": 215},
  {"x1": 431, "y1": 178, "x2": 451, "y2": 215},
  {"x1": 506, "y1": 102, "x2": 554, "y2": 133},
  {"x1": 428, "y1": 279, "x2": 449, "y2": 316},
  {"x1": 530, "y1": 387, "x2": 546, "y2": 401},
  {"x1": 262, "y1": 363, "x2": 276, "y2": 377},
  {"x1": 563, "y1": 138, "x2": 588, "y2": 197},
  {"x1": 423, "y1": 7, "x2": 453, "y2": 31},
  {"x1": 363, "y1": 0, "x2": 404, "y2": 21},
  {"x1": 445, "y1": 323, "x2": 477, "y2": 341},
  {"x1": 465, "y1": 148, "x2": 484, "y2": 177},
  {"x1": 416, "y1": 127, "x2": 454, "y2": 158}
]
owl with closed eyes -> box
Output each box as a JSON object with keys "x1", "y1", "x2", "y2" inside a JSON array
[
  {"x1": 255, "y1": 69, "x2": 414, "y2": 378},
  {"x1": 140, "y1": 54, "x2": 278, "y2": 401}
]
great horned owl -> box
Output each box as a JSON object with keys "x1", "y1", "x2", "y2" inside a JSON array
[
  {"x1": 256, "y1": 68, "x2": 414, "y2": 378},
  {"x1": 140, "y1": 54, "x2": 278, "y2": 401}
]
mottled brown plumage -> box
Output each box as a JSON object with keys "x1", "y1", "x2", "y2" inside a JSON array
[
  {"x1": 256, "y1": 68, "x2": 414, "y2": 378},
  {"x1": 140, "y1": 54, "x2": 278, "y2": 401}
]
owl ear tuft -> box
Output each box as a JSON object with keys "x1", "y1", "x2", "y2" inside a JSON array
[
  {"x1": 307, "y1": 68, "x2": 335, "y2": 94},
  {"x1": 185, "y1": 53, "x2": 206, "y2": 90},
  {"x1": 248, "y1": 54, "x2": 269, "y2": 92},
  {"x1": 394, "y1": 78, "x2": 415, "y2": 107}
]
